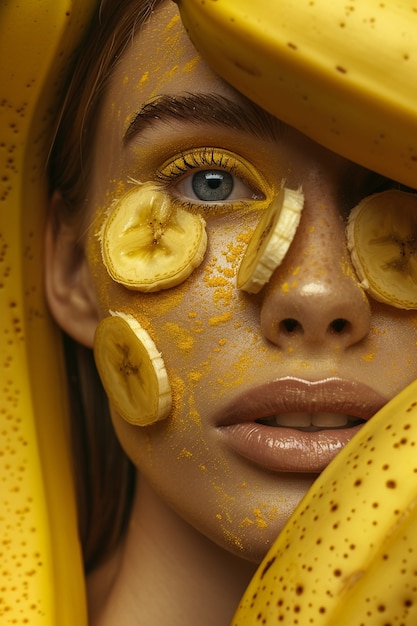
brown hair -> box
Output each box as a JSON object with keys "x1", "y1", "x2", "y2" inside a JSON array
[{"x1": 49, "y1": 0, "x2": 162, "y2": 572}]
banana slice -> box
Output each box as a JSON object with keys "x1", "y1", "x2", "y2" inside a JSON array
[
  {"x1": 346, "y1": 190, "x2": 417, "y2": 309},
  {"x1": 93, "y1": 311, "x2": 172, "y2": 426},
  {"x1": 101, "y1": 182, "x2": 207, "y2": 291},
  {"x1": 237, "y1": 186, "x2": 304, "y2": 293}
]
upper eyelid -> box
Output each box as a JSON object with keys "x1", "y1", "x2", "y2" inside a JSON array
[{"x1": 156, "y1": 147, "x2": 271, "y2": 195}]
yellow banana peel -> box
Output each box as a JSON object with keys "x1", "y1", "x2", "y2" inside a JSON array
[
  {"x1": 230, "y1": 378, "x2": 417, "y2": 625},
  {"x1": 176, "y1": 0, "x2": 417, "y2": 189},
  {"x1": 0, "y1": 1, "x2": 98, "y2": 623}
]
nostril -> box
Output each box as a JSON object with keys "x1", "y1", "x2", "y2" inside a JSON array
[
  {"x1": 280, "y1": 318, "x2": 303, "y2": 334},
  {"x1": 329, "y1": 318, "x2": 350, "y2": 334}
]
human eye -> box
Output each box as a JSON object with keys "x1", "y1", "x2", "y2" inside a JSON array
[{"x1": 155, "y1": 147, "x2": 271, "y2": 214}]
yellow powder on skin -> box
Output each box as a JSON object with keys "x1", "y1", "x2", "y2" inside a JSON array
[
  {"x1": 223, "y1": 241, "x2": 246, "y2": 266},
  {"x1": 222, "y1": 529, "x2": 244, "y2": 552},
  {"x1": 371, "y1": 325, "x2": 386, "y2": 337},
  {"x1": 182, "y1": 55, "x2": 200, "y2": 73},
  {"x1": 362, "y1": 352, "x2": 376, "y2": 362},
  {"x1": 240, "y1": 517, "x2": 255, "y2": 528},
  {"x1": 239, "y1": 509, "x2": 268, "y2": 529},
  {"x1": 209, "y1": 311, "x2": 232, "y2": 326},
  {"x1": 187, "y1": 370, "x2": 203, "y2": 383},
  {"x1": 188, "y1": 394, "x2": 201, "y2": 426},
  {"x1": 164, "y1": 13, "x2": 180, "y2": 32},
  {"x1": 143, "y1": 13, "x2": 187, "y2": 98},
  {"x1": 254, "y1": 503, "x2": 280, "y2": 527},
  {"x1": 163, "y1": 321, "x2": 194, "y2": 351},
  {"x1": 216, "y1": 354, "x2": 255, "y2": 392},
  {"x1": 138, "y1": 71, "x2": 149, "y2": 87},
  {"x1": 205, "y1": 275, "x2": 229, "y2": 288},
  {"x1": 195, "y1": 358, "x2": 212, "y2": 380},
  {"x1": 237, "y1": 229, "x2": 253, "y2": 245},
  {"x1": 189, "y1": 319, "x2": 204, "y2": 334},
  {"x1": 213, "y1": 286, "x2": 233, "y2": 306},
  {"x1": 213, "y1": 484, "x2": 247, "y2": 552},
  {"x1": 164, "y1": 375, "x2": 186, "y2": 435},
  {"x1": 253, "y1": 508, "x2": 268, "y2": 529},
  {"x1": 181, "y1": 309, "x2": 202, "y2": 332},
  {"x1": 340, "y1": 258, "x2": 357, "y2": 279},
  {"x1": 165, "y1": 384, "x2": 202, "y2": 435},
  {"x1": 203, "y1": 262, "x2": 236, "y2": 307},
  {"x1": 162, "y1": 65, "x2": 179, "y2": 82},
  {"x1": 178, "y1": 448, "x2": 193, "y2": 460},
  {"x1": 155, "y1": 290, "x2": 185, "y2": 315},
  {"x1": 222, "y1": 267, "x2": 236, "y2": 279}
]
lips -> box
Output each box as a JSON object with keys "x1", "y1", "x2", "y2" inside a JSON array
[{"x1": 217, "y1": 377, "x2": 387, "y2": 473}]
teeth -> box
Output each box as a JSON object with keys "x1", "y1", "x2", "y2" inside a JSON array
[
  {"x1": 273, "y1": 413, "x2": 353, "y2": 428},
  {"x1": 312, "y1": 413, "x2": 351, "y2": 428},
  {"x1": 274, "y1": 412, "x2": 312, "y2": 428}
]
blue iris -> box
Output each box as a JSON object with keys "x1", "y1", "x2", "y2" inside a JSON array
[{"x1": 191, "y1": 170, "x2": 234, "y2": 201}]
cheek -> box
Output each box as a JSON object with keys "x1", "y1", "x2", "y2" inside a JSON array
[
  {"x1": 84, "y1": 211, "x2": 293, "y2": 556},
  {"x1": 84, "y1": 206, "x2": 265, "y2": 453},
  {"x1": 366, "y1": 304, "x2": 417, "y2": 391},
  {"x1": 85, "y1": 204, "x2": 258, "y2": 337}
]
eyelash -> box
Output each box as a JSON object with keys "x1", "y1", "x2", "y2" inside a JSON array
[{"x1": 154, "y1": 147, "x2": 270, "y2": 216}]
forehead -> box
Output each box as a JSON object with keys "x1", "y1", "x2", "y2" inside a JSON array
[{"x1": 106, "y1": 1, "x2": 236, "y2": 134}]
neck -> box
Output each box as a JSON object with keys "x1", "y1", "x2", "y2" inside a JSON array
[{"x1": 87, "y1": 474, "x2": 257, "y2": 626}]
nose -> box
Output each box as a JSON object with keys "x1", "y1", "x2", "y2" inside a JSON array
[{"x1": 259, "y1": 190, "x2": 371, "y2": 353}]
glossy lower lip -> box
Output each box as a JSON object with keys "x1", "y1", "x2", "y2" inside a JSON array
[{"x1": 217, "y1": 377, "x2": 387, "y2": 473}]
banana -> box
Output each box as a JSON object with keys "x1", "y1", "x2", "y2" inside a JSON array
[
  {"x1": 346, "y1": 190, "x2": 417, "y2": 310},
  {"x1": 230, "y1": 378, "x2": 417, "y2": 625},
  {"x1": 237, "y1": 185, "x2": 304, "y2": 293},
  {"x1": 0, "y1": 1, "x2": 98, "y2": 623},
  {"x1": 94, "y1": 311, "x2": 172, "y2": 426},
  {"x1": 175, "y1": 0, "x2": 417, "y2": 189},
  {"x1": 329, "y1": 499, "x2": 417, "y2": 624},
  {"x1": 100, "y1": 182, "x2": 208, "y2": 292}
]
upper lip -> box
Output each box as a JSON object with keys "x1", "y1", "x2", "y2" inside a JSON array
[{"x1": 217, "y1": 376, "x2": 388, "y2": 427}]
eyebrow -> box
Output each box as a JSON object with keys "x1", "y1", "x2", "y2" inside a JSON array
[{"x1": 123, "y1": 93, "x2": 284, "y2": 144}]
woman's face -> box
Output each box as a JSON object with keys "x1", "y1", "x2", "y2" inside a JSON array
[{"x1": 81, "y1": 1, "x2": 417, "y2": 561}]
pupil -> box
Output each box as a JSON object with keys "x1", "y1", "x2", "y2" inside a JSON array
[
  {"x1": 207, "y1": 177, "x2": 221, "y2": 190},
  {"x1": 192, "y1": 170, "x2": 233, "y2": 201}
]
